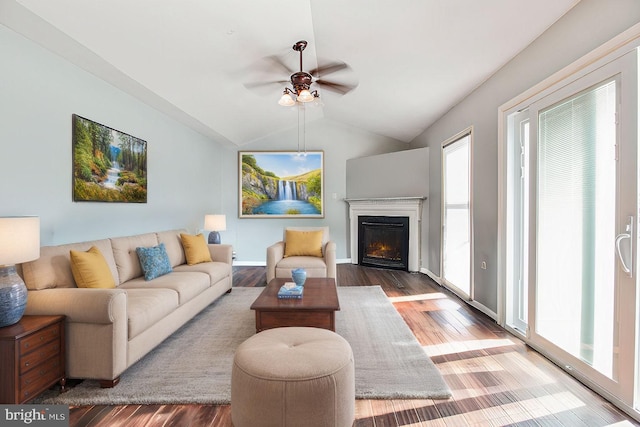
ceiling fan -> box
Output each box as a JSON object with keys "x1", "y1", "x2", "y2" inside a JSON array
[{"x1": 244, "y1": 40, "x2": 357, "y2": 106}]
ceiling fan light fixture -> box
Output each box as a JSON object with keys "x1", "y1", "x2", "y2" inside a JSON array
[
  {"x1": 278, "y1": 92, "x2": 295, "y2": 106},
  {"x1": 297, "y1": 89, "x2": 315, "y2": 103}
]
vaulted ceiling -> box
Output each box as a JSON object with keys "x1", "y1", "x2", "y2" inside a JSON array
[{"x1": 3, "y1": 0, "x2": 579, "y2": 146}]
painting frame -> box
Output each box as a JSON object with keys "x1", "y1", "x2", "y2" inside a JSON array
[
  {"x1": 72, "y1": 114, "x2": 148, "y2": 203},
  {"x1": 239, "y1": 150, "x2": 324, "y2": 218}
]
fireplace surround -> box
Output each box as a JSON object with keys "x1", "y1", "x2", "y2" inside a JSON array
[{"x1": 346, "y1": 197, "x2": 425, "y2": 272}]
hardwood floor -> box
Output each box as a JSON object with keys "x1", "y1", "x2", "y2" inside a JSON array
[{"x1": 67, "y1": 265, "x2": 639, "y2": 426}]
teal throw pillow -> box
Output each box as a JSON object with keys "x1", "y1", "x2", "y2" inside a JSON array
[{"x1": 136, "y1": 243, "x2": 173, "y2": 281}]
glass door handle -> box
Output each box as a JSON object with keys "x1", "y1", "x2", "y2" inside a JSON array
[{"x1": 615, "y1": 216, "x2": 633, "y2": 277}]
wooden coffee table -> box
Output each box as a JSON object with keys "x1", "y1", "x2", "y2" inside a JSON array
[{"x1": 250, "y1": 278, "x2": 340, "y2": 332}]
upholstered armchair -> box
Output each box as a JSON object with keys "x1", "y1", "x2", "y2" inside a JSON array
[{"x1": 266, "y1": 226, "x2": 337, "y2": 284}]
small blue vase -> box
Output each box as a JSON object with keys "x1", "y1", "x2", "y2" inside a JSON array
[{"x1": 291, "y1": 268, "x2": 307, "y2": 287}]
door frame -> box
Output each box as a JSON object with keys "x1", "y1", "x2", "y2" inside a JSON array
[{"x1": 498, "y1": 24, "x2": 640, "y2": 418}]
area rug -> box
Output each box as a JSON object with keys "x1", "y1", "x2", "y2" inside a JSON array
[{"x1": 42, "y1": 286, "x2": 450, "y2": 405}]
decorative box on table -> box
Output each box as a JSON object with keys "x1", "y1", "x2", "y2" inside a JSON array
[{"x1": 277, "y1": 283, "x2": 304, "y2": 299}]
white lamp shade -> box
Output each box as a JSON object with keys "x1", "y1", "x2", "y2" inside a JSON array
[
  {"x1": 297, "y1": 89, "x2": 314, "y2": 103},
  {"x1": 278, "y1": 93, "x2": 295, "y2": 106},
  {"x1": 204, "y1": 214, "x2": 227, "y2": 231},
  {"x1": 0, "y1": 216, "x2": 40, "y2": 265}
]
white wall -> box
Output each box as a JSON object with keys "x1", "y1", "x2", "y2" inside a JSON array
[
  {"x1": 409, "y1": 0, "x2": 640, "y2": 313},
  {"x1": 223, "y1": 119, "x2": 407, "y2": 263},
  {"x1": 1, "y1": 24, "x2": 406, "y2": 266},
  {"x1": 0, "y1": 25, "x2": 228, "y2": 244}
]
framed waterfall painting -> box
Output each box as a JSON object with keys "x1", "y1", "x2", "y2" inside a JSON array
[
  {"x1": 72, "y1": 115, "x2": 147, "y2": 203},
  {"x1": 239, "y1": 151, "x2": 324, "y2": 218}
]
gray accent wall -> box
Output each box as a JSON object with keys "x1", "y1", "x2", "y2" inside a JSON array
[
  {"x1": 345, "y1": 148, "x2": 429, "y2": 199},
  {"x1": 409, "y1": 0, "x2": 640, "y2": 313},
  {"x1": 345, "y1": 148, "x2": 430, "y2": 270}
]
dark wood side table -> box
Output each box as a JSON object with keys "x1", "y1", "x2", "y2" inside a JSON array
[{"x1": 0, "y1": 315, "x2": 66, "y2": 404}]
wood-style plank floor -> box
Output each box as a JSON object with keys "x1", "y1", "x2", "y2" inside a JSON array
[{"x1": 67, "y1": 265, "x2": 639, "y2": 426}]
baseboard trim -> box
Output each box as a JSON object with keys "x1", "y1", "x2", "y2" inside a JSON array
[
  {"x1": 419, "y1": 268, "x2": 497, "y2": 321},
  {"x1": 234, "y1": 258, "x2": 352, "y2": 267},
  {"x1": 233, "y1": 261, "x2": 265, "y2": 267},
  {"x1": 421, "y1": 268, "x2": 441, "y2": 285}
]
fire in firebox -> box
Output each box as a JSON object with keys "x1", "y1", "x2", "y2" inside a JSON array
[
  {"x1": 365, "y1": 241, "x2": 401, "y2": 261},
  {"x1": 358, "y1": 215, "x2": 409, "y2": 271}
]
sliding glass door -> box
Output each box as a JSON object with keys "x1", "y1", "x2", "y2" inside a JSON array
[
  {"x1": 506, "y1": 50, "x2": 638, "y2": 405},
  {"x1": 534, "y1": 77, "x2": 619, "y2": 379}
]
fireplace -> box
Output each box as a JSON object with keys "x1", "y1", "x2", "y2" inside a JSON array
[
  {"x1": 346, "y1": 197, "x2": 425, "y2": 272},
  {"x1": 358, "y1": 216, "x2": 409, "y2": 270}
]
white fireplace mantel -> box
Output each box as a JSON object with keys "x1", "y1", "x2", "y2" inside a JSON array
[{"x1": 345, "y1": 197, "x2": 426, "y2": 272}]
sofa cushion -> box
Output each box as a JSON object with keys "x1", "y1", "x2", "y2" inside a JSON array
[
  {"x1": 119, "y1": 271, "x2": 210, "y2": 305},
  {"x1": 111, "y1": 233, "x2": 159, "y2": 284},
  {"x1": 125, "y1": 288, "x2": 179, "y2": 339},
  {"x1": 156, "y1": 229, "x2": 188, "y2": 267},
  {"x1": 284, "y1": 229, "x2": 324, "y2": 257},
  {"x1": 21, "y1": 239, "x2": 118, "y2": 290},
  {"x1": 136, "y1": 243, "x2": 173, "y2": 281},
  {"x1": 180, "y1": 233, "x2": 212, "y2": 265},
  {"x1": 70, "y1": 246, "x2": 117, "y2": 289},
  {"x1": 173, "y1": 261, "x2": 232, "y2": 286}
]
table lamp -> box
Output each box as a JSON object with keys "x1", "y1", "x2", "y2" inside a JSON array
[
  {"x1": 0, "y1": 216, "x2": 40, "y2": 328},
  {"x1": 204, "y1": 214, "x2": 226, "y2": 244}
]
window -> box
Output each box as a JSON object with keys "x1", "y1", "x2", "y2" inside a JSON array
[{"x1": 442, "y1": 131, "x2": 472, "y2": 297}]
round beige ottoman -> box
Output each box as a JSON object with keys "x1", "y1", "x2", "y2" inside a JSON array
[{"x1": 231, "y1": 327, "x2": 355, "y2": 427}]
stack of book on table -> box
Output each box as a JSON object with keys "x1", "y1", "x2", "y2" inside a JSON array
[{"x1": 278, "y1": 282, "x2": 304, "y2": 299}]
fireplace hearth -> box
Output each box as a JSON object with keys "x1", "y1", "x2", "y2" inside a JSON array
[{"x1": 358, "y1": 216, "x2": 409, "y2": 271}]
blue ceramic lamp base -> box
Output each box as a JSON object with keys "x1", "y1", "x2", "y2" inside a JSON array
[
  {"x1": 208, "y1": 231, "x2": 221, "y2": 244},
  {"x1": 0, "y1": 265, "x2": 28, "y2": 328}
]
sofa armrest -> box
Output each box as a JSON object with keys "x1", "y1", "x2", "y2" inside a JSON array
[
  {"x1": 266, "y1": 241, "x2": 285, "y2": 282},
  {"x1": 324, "y1": 241, "x2": 337, "y2": 281},
  {"x1": 25, "y1": 288, "x2": 127, "y2": 324},
  {"x1": 25, "y1": 287, "x2": 129, "y2": 382},
  {"x1": 208, "y1": 243, "x2": 233, "y2": 264}
]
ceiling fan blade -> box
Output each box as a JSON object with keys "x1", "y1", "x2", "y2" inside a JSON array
[
  {"x1": 309, "y1": 61, "x2": 350, "y2": 77},
  {"x1": 264, "y1": 55, "x2": 295, "y2": 75},
  {"x1": 243, "y1": 79, "x2": 288, "y2": 90},
  {"x1": 315, "y1": 79, "x2": 358, "y2": 95}
]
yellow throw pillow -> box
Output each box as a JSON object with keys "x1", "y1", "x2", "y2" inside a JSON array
[
  {"x1": 284, "y1": 230, "x2": 323, "y2": 258},
  {"x1": 70, "y1": 246, "x2": 116, "y2": 289},
  {"x1": 180, "y1": 233, "x2": 212, "y2": 265}
]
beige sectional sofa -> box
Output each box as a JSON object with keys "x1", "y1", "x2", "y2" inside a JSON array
[{"x1": 18, "y1": 229, "x2": 233, "y2": 387}]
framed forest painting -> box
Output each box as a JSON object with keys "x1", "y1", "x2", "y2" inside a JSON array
[
  {"x1": 239, "y1": 151, "x2": 324, "y2": 218},
  {"x1": 72, "y1": 115, "x2": 147, "y2": 203}
]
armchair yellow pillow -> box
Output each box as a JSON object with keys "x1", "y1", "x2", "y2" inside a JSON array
[
  {"x1": 70, "y1": 246, "x2": 116, "y2": 289},
  {"x1": 180, "y1": 233, "x2": 213, "y2": 265},
  {"x1": 284, "y1": 230, "x2": 323, "y2": 258}
]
